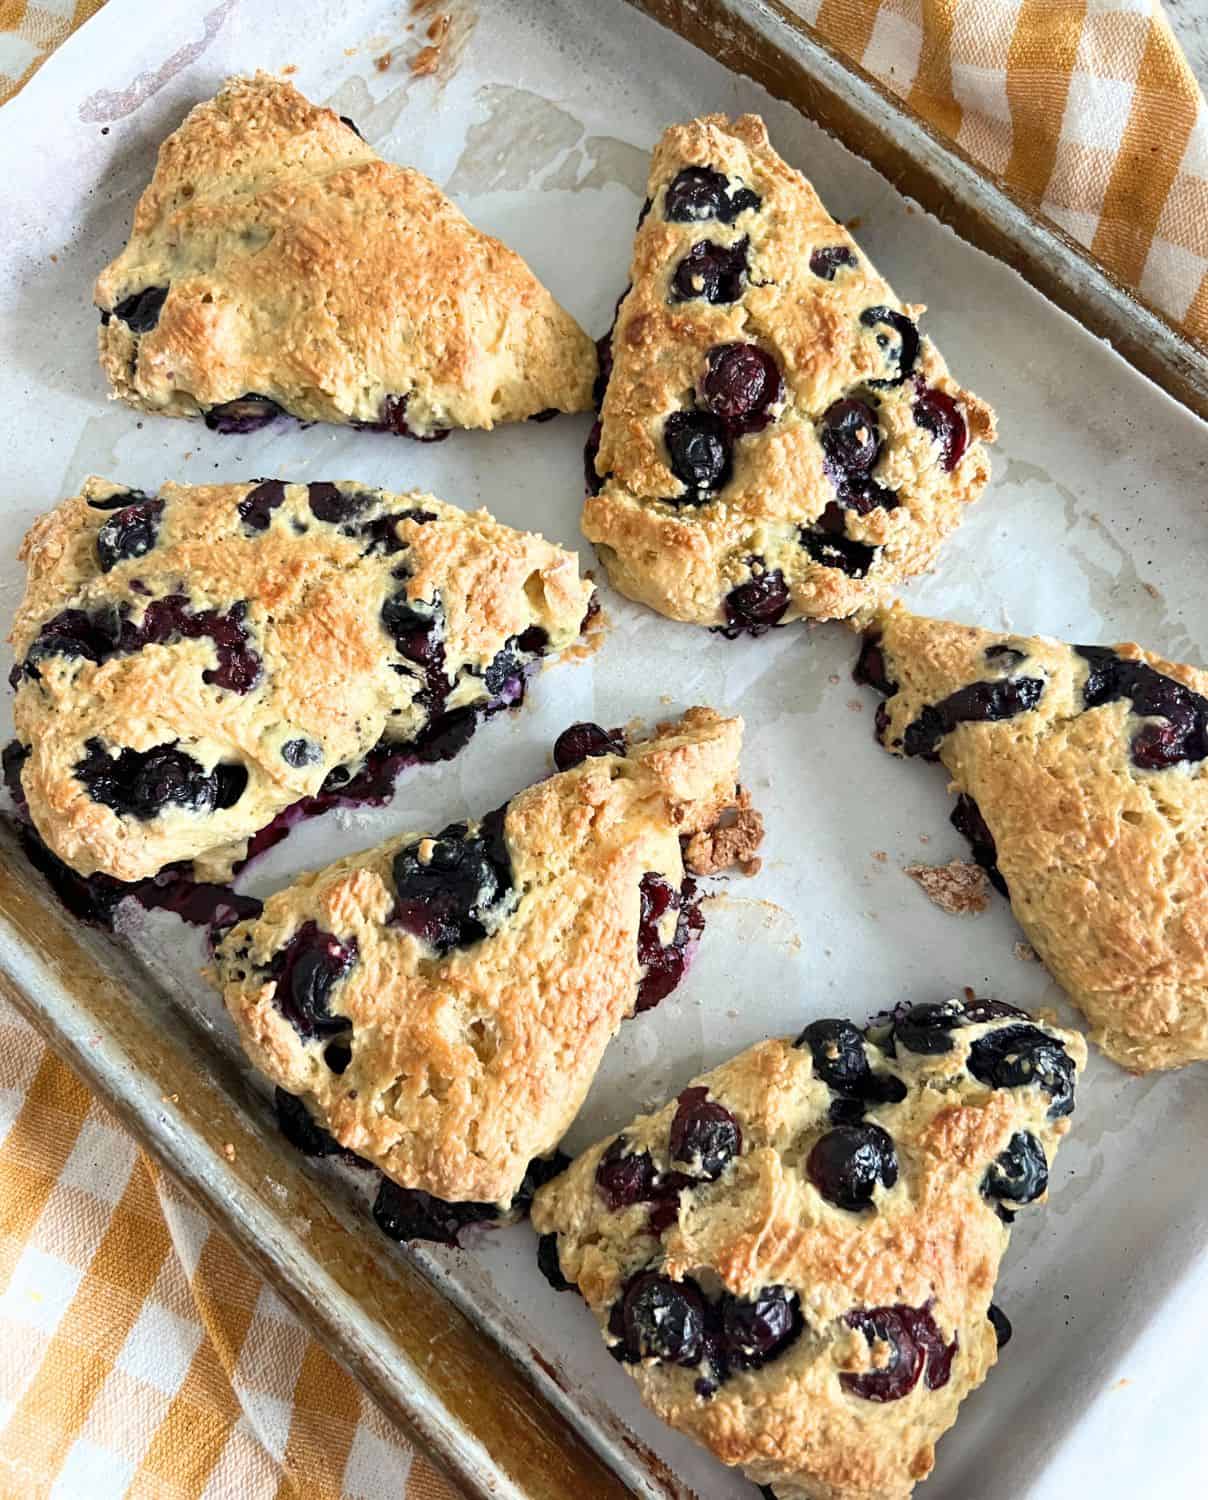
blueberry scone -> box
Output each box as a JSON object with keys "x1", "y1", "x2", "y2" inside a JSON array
[
  {"x1": 6, "y1": 476, "x2": 595, "y2": 883},
  {"x1": 857, "y1": 603, "x2": 1208, "y2": 1072},
  {"x1": 94, "y1": 73, "x2": 595, "y2": 436},
  {"x1": 583, "y1": 115, "x2": 996, "y2": 633},
  {"x1": 533, "y1": 997, "x2": 1085, "y2": 1499},
  {"x1": 212, "y1": 709, "x2": 751, "y2": 1208}
]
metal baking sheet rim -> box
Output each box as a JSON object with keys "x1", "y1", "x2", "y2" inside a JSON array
[{"x1": 3, "y1": 8, "x2": 1207, "y2": 1500}]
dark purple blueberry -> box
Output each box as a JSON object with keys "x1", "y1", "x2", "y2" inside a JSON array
[
  {"x1": 828, "y1": 1095, "x2": 868, "y2": 1126},
  {"x1": 87, "y1": 487, "x2": 153, "y2": 511},
  {"x1": 982, "y1": 1131, "x2": 1047, "y2": 1222},
  {"x1": 819, "y1": 398, "x2": 881, "y2": 476},
  {"x1": 390, "y1": 808, "x2": 513, "y2": 954},
  {"x1": 74, "y1": 739, "x2": 246, "y2": 821},
  {"x1": 968, "y1": 1024, "x2": 1076, "y2": 1119},
  {"x1": 962, "y1": 996, "x2": 1026, "y2": 1024},
  {"x1": 1075, "y1": 646, "x2": 1208, "y2": 769},
  {"x1": 3, "y1": 741, "x2": 29, "y2": 810},
  {"x1": 17, "y1": 607, "x2": 117, "y2": 682},
  {"x1": 834, "y1": 472, "x2": 900, "y2": 516},
  {"x1": 553, "y1": 722, "x2": 626, "y2": 771},
  {"x1": 860, "y1": 307, "x2": 920, "y2": 388},
  {"x1": 595, "y1": 1138, "x2": 659, "y2": 1210},
  {"x1": 324, "y1": 1038, "x2": 353, "y2": 1074},
  {"x1": 617, "y1": 1272, "x2": 708, "y2": 1365},
  {"x1": 113, "y1": 285, "x2": 169, "y2": 333},
  {"x1": 377, "y1": 393, "x2": 450, "y2": 442},
  {"x1": 809, "y1": 245, "x2": 857, "y2": 280},
  {"x1": 950, "y1": 794, "x2": 1008, "y2": 897},
  {"x1": 96, "y1": 497, "x2": 164, "y2": 573},
  {"x1": 509, "y1": 1150, "x2": 572, "y2": 1214},
  {"x1": 796, "y1": 1018, "x2": 871, "y2": 1094},
  {"x1": 669, "y1": 1086, "x2": 742, "y2": 1180},
  {"x1": 800, "y1": 520, "x2": 877, "y2": 578},
  {"x1": 372, "y1": 1178, "x2": 496, "y2": 1246},
  {"x1": 910, "y1": 1305, "x2": 959, "y2": 1390},
  {"x1": 893, "y1": 999, "x2": 965, "y2": 1055},
  {"x1": 637, "y1": 197, "x2": 652, "y2": 226},
  {"x1": 721, "y1": 1286, "x2": 803, "y2": 1370},
  {"x1": 481, "y1": 629, "x2": 546, "y2": 699},
  {"x1": 205, "y1": 395, "x2": 283, "y2": 434},
  {"x1": 593, "y1": 334, "x2": 614, "y2": 410},
  {"x1": 537, "y1": 1232, "x2": 573, "y2": 1292},
  {"x1": 636, "y1": 872, "x2": 704, "y2": 1012},
  {"x1": 664, "y1": 166, "x2": 760, "y2": 224},
  {"x1": 671, "y1": 238, "x2": 748, "y2": 304},
  {"x1": 840, "y1": 1306, "x2": 924, "y2": 1401},
  {"x1": 308, "y1": 482, "x2": 372, "y2": 524},
  {"x1": 807, "y1": 1123, "x2": 897, "y2": 1211},
  {"x1": 902, "y1": 675, "x2": 1045, "y2": 758},
  {"x1": 584, "y1": 419, "x2": 604, "y2": 495},
  {"x1": 853, "y1": 632, "x2": 897, "y2": 697},
  {"x1": 701, "y1": 344, "x2": 783, "y2": 434},
  {"x1": 913, "y1": 387, "x2": 968, "y2": 472},
  {"x1": 274, "y1": 1087, "x2": 355, "y2": 1159},
  {"x1": 663, "y1": 411, "x2": 731, "y2": 502},
  {"x1": 268, "y1": 920, "x2": 358, "y2": 1039},
  {"x1": 987, "y1": 1303, "x2": 1012, "y2": 1349},
  {"x1": 339, "y1": 115, "x2": 363, "y2": 138},
  {"x1": 719, "y1": 565, "x2": 789, "y2": 639},
  {"x1": 281, "y1": 737, "x2": 322, "y2": 769},
  {"x1": 238, "y1": 479, "x2": 287, "y2": 532},
  {"x1": 646, "y1": 1174, "x2": 693, "y2": 1236}
]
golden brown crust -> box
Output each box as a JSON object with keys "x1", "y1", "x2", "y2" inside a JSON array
[
  {"x1": 9, "y1": 476, "x2": 594, "y2": 882},
  {"x1": 211, "y1": 709, "x2": 746, "y2": 1205},
  {"x1": 868, "y1": 602, "x2": 1208, "y2": 1070},
  {"x1": 533, "y1": 1009, "x2": 1084, "y2": 1499},
  {"x1": 94, "y1": 74, "x2": 595, "y2": 433},
  {"x1": 583, "y1": 114, "x2": 995, "y2": 627}
]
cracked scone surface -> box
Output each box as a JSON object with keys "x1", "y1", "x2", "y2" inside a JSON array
[
  {"x1": 7, "y1": 476, "x2": 594, "y2": 883},
  {"x1": 533, "y1": 999, "x2": 1084, "y2": 1500},
  {"x1": 212, "y1": 709, "x2": 746, "y2": 1206},
  {"x1": 94, "y1": 73, "x2": 596, "y2": 435},
  {"x1": 859, "y1": 602, "x2": 1208, "y2": 1071},
  {"x1": 583, "y1": 114, "x2": 995, "y2": 630}
]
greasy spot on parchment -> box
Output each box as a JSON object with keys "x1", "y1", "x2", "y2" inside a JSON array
[
  {"x1": 446, "y1": 84, "x2": 648, "y2": 198},
  {"x1": 79, "y1": 0, "x2": 236, "y2": 123}
]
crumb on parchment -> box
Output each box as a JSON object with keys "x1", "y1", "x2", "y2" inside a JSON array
[
  {"x1": 684, "y1": 788, "x2": 764, "y2": 876},
  {"x1": 904, "y1": 860, "x2": 989, "y2": 916}
]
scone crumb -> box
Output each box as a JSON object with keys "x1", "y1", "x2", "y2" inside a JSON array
[
  {"x1": 872, "y1": 849, "x2": 887, "y2": 863},
  {"x1": 684, "y1": 792, "x2": 764, "y2": 876},
  {"x1": 375, "y1": 50, "x2": 393, "y2": 72},
  {"x1": 904, "y1": 860, "x2": 989, "y2": 915},
  {"x1": 1014, "y1": 941, "x2": 1039, "y2": 963},
  {"x1": 222, "y1": 1143, "x2": 237, "y2": 1162}
]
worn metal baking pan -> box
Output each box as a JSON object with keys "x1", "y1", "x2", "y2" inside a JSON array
[{"x1": 2, "y1": 1, "x2": 1207, "y2": 1498}]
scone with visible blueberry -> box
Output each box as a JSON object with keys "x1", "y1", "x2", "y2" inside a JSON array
[
  {"x1": 212, "y1": 709, "x2": 752, "y2": 1209},
  {"x1": 6, "y1": 476, "x2": 595, "y2": 882},
  {"x1": 95, "y1": 74, "x2": 595, "y2": 436},
  {"x1": 583, "y1": 114, "x2": 995, "y2": 634},
  {"x1": 857, "y1": 602, "x2": 1208, "y2": 1072},
  {"x1": 533, "y1": 997, "x2": 1084, "y2": 1500}
]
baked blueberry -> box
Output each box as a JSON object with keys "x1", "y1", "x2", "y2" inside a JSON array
[
  {"x1": 281, "y1": 737, "x2": 322, "y2": 768},
  {"x1": 807, "y1": 1123, "x2": 898, "y2": 1211},
  {"x1": 950, "y1": 794, "x2": 1007, "y2": 896},
  {"x1": 595, "y1": 1137, "x2": 659, "y2": 1211},
  {"x1": 552, "y1": 722, "x2": 626, "y2": 771},
  {"x1": 720, "y1": 565, "x2": 789, "y2": 638},
  {"x1": 112, "y1": 285, "x2": 169, "y2": 333},
  {"x1": 390, "y1": 809, "x2": 513, "y2": 953},
  {"x1": 968, "y1": 1025, "x2": 1076, "y2": 1119},
  {"x1": 981, "y1": 1131, "x2": 1048, "y2": 1222},
  {"x1": 893, "y1": 999, "x2": 965, "y2": 1055},
  {"x1": 819, "y1": 398, "x2": 882, "y2": 477},
  {"x1": 275, "y1": 1086, "x2": 362, "y2": 1162},
  {"x1": 1076, "y1": 646, "x2": 1208, "y2": 769},
  {"x1": 2, "y1": 741, "x2": 29, "y2": 807},
  {"x1": 204, "y1": 394, "x2": 284, "y2": 434},
  {"x1": 664, "y1": 411, "x2": 732, "y2": 502},
  {"x1": 987, "y1": 1303, "x2": 1012, "y2": 1349},
  {"x1": 809, "y1": 245, "x2": 857, "y2": 279},
  {"x1": 537, "y1": 1232, "x2": 574, "y2": 1291},
  {"x1": 372, "y1": 1178, "x2": 496, "y2": 1246},
  {"x1": 96, "y1": 497, "x2": 164, "y2": 572},
  {"x1": 308, "y1": 482, "x2": 372, "y2": 523},
  {"x1": 377, "y1": 393, "x2": 451, "y2": 441},
  {"x1": 74, "y1": 739, "x2": 246, "y2": 822},
  {"x1": 853, "y1": 633, "x2": 897, "y2": 698},
  {"x1": 635, "y1": 872, "x2": 703, "y2": 1012},
  {"x1": 840, "y1": 1304, "x2": 955, "y2": 1400},
  {"x1": 701, "y1": 343, "x2": 783, "y2": 433},
  {"x1": 860, "y1": 307, "x2": 920, "y2": 388},
  {"x1": 669, "y1": 1086, "x2": 742, "y2": 1180},
  {"x1": 796, "y1": 1017, "x2": 871, "y2": 1094},
  {"x1": 616, "y1": 1271, "x2": 708, "y2": 1365},
  {"x1": 800, "y1": 522, "x2": 877, "y2": 578},
  {"x1": 913, "y1": 387, "x2": 968, "y2": 472},
  {"x1": 237, "y1": 479, "x2": 287, "y2": 532},
  {"x1": 902, "y1": 675, "x2": 1046, "y2": 759},
  {"x1": 670, "y1": 238, "x2": 748, "y2": 304},
  {"x1": 584, "y1": 420, "x2": 604, "y2": 495},
  {"x1": 268, "y1": 920, "x2": 357, "y2": 1039},
  {"x1": 664, "y1": 166, "x2": 760, "y2": 223},
  {"x1": 720, "y1": 1286, "x2": 802, "y2": 1370}
]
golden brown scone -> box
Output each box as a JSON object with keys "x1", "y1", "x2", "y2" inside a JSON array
[
  {"x1": 211, "y1": 709, "x2": 748, "y2": 1207},
  {"x1": 582, "y1": 115, "x2": 995, "y2": 631},
  {"x1": 858, "y1": 602, "x2": 1208, "y2": 1071},
  {"x1": 533, "y1": 999, "x2": 1085, "y2": 1500},
  {"x1": 94, "y1": 73, "x2": 595, "y2": 435},
  {"x1": 7, "y1": 476, "x2": 595, "y2": 883}
]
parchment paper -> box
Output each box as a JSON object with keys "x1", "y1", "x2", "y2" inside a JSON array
[{"x1": 2, "y1": 1, "x2": 1207, "y2": 1495}]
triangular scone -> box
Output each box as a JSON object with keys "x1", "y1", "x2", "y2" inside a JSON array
[
  {"x1": 583, "y1": 115, "x2": 995, "y2": 632},
  {"x1": 7, "y1": 477, "x2": 595, "y2": 883},
  {"x1": 94, "y1": 74, "x2": 595, "y2": 436},
  {"x1": 533, "y1": 999, "x2": 1085, "y2": 1499},
  {"x1": 858, "y1": 603, "x2": 1208, "y2": 1071},
  {"x1": 211, "y1": 709, "x2": 748, "y2": 1206}
]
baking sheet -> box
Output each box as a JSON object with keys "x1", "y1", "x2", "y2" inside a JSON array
[{"x1": 2, "y1": 0, "x2": 1208, "y2": 1495}]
